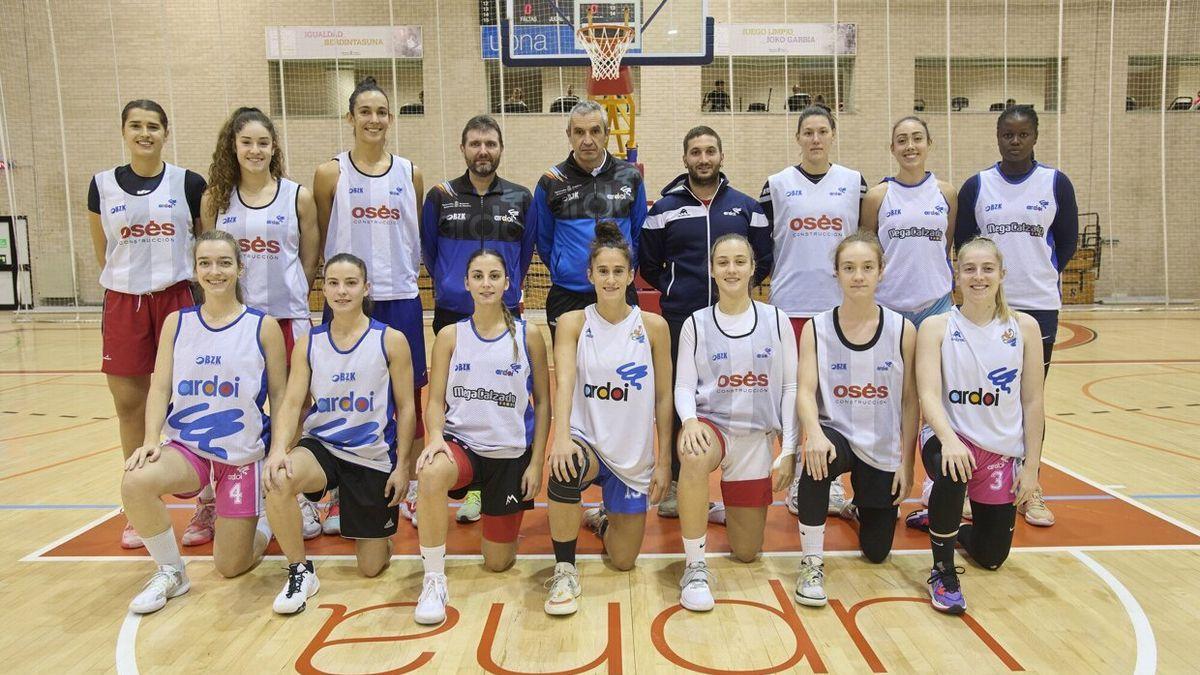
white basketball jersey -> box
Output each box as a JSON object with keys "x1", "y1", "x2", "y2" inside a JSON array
[
  {"x1": 165, "y1": 306, "x2": 268, "y2": 466},
  {"x1": 814, "y1": 306, "x2": 906, "y2": 471},
  {"x1": 570, "y1": 305, "x2": 656, "y2": 492},
  {"x1": 444, "y1": 319, "x2": 534, "y2": 458},
  {"x1": 875, "y1": 174, "x2": 953, "y2": 313},
  {"x1": 303, "y1": 320, "x2": 396, "y2": 473},
  {"x1": 974, "y1": 163, "x2": 1061, "y2": 310},
  {"x1": 767, "y1": 164, "x2": 861, "y2": 317},
  {"x1": 935, "y1": 307, "x2": 1025, "y2": 458},
  {"x1": 95, "y1": 163, "x2": 194, "y2": 294},
  {"x1": 217, "y1": 178, "x2": 309, "y2": 319},
  {"x1": 326, "y1": 152, "x2": 420, "y2": 301},
  {"x1": 691, "y1": 301, "x2": 786, "y2": 435}
]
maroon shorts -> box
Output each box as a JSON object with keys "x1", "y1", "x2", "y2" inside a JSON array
[
  {"x1": 101, "y1": 281, "x2": 195, "y2": 376},
  {"x1": 277, "y1": 317, "x2": 312, "y2": 366},
  {"x1": 789, "y1": 317, "x2": 811, "y2": 347}
]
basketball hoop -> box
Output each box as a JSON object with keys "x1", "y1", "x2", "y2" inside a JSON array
[{"x1": 577, "y1": 12, "x2": 635, "y2": 80}]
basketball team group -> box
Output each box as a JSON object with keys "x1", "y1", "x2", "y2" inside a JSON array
[{"x1": 90, "y1": 75, "x2": 1078, "y2": 624}]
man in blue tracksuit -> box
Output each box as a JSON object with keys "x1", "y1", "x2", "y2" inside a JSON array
[
  {"x1": 422, "y1": 115, "x2": 535, "y2": 334},
  {"x1": 639, "y1": 126, "x2": 773, "y2": 516},
  {"x1": 533, "y1": 100, "x2": 647, "y2": 338}
]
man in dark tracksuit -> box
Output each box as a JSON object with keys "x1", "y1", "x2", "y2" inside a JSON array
[
  {"x1": 533, "y1": 101, "x2": 647, "y2": 339},
  {"x1": 639, "y1": 126, "x2": 774, "y2": 517},
  {"x1": 422, "y1": 115, "x2": 535, "y2": 334}
]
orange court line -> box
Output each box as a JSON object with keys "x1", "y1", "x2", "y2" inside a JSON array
[
  {"x1": 1080, "y1": 371, "x2": 1200, "y2": 428},
  {"x1": 0, "y1": 445, "x2": 119, "y2": 482},
  {"x1": 0, "y1": 417, "x2": 111, "y2": 443},
  {"x1": 1047, "y1": 414, "x2": 1200, "y2": 462}
]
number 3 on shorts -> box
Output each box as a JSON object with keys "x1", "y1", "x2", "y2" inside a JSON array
[{"x1": 229, "y1": 482, "x2": 243, "y2": 505}]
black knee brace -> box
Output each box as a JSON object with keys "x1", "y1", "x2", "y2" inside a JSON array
[
  {"x1": 960, "y1": 502, "x2": 1017, "y2": 570},
  {"x1": 547, "y1": 446, "x2": 591, "y2": 504}
]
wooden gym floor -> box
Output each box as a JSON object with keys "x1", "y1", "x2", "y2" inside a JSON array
[{"x1": 1, "y1": 309, "x2": 1199, "y2": 673}]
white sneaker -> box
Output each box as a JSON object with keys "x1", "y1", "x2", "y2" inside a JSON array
[
  {"x1": 129, "y1": 565, "x2": 190, "y2": 614},
  {"x1": 583, "y1": 507, "x2": 609, "y2": 538},
  {"x1": 787, "y1": 477, "x2": 800, "y2": 516},
  {"x1": 456, "y1": 490, "x2": 482, "y2": 523},
  {"x1": 795, "y1": 555, "x2": 827, "y2": 607},
  {"x1": 679, "y1": 561, "x2": 716, "y2": 612},
  {"x1": 400, "y1": 483, "x2": 419, "y2": 528},
  {"x1": 828, "y1": 478, "x2": 849, "y2": 515},
  {"x1": 543, "y1": 562, "x2": 582, "y2": 616},
  {"x1": 273, "y1": 561, "x2": 320, "y2": 615},
  {"x1": 657, "y1": 480, "x2": 679, "y2": 518},
  {"x1": 707, "y1": 503, "x2": 727, "y2": 525},
  {"x1": 415, "y1": 573, "x2": 448, "y2": 625},
  {"x1": 299, "y1": 497, "x2": 322, "y2": 540}
]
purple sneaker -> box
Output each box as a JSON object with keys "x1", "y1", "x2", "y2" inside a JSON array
[
  {"x1": 927, "y1": 565, "x2": 966, "y2": 615},
  {"x1": 905, "y1": 508, "x2": 930, "y2": 532}
]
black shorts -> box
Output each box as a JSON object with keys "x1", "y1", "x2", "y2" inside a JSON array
[
  {"x1": 813, "y1": 426, "x2": 898, "y2": 510},
  {"x1": 545, "y1": 284, "x2": 638, "y2": 337},
  {"x1": 299, "y1": 438, "x2": 399, "y2": 539},
  {"x1": 446, "y1": 437, "x2": 535, "y2": 517}
]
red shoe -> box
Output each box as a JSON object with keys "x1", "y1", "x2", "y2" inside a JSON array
[
  {"x1": 181, "y1": 500, "x2": 216, "y2": 546},
  {"x1": 121, "y1": 521, "x2": 145, "y2": 549}
]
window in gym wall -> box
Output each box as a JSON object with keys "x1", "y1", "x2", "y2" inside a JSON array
[
  {"x1": 484, "y1": 63, "x2": 641, "y2": 115},
  {"x1": 913, "y1": 57, "x2": 1064, "y2": 114},
  {"x1": 1125, "y1": 55, "x2": 1200, "y2": 112},
  {"x1": 268, "y1": 59, "x2": 425, "y2": 118},
  {"x1": 700, "y1": 56, "x2": 855, "y2": 114}
]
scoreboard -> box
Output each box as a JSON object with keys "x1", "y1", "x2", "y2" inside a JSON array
[{"x1": 479, "y1": 1, "x2": 640, "y2": 27}]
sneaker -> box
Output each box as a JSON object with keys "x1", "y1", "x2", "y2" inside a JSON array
[
  {"x1": 828, "y1": 478, "x2": 849, "y2": 515},
  {"x1": 273, "y1": 561, "x2": 320, "y2": 615},
  {"x1": 129, "y1": 565, "x2": 190, "y2": 614},
  {"x1": 787, "y1": 477, "x2": 800, "y2": 516},
  {"x1": 400, "y1": 483, "x2": 419, "y2": 528},
  {"x1": 794, "y1": 555, "x2": 827, "y2": 607},
  {"x1": 905, "y1": 508, "x2": 931, "y2": 532},
  {"x1": 963, "y1": 495, "x2": 974, "y2": 521},
  {"x1": 583, "y1": 507, "x2": 609, "y2": 539},
  {"x1": 543, "y1": 562, "x2": 582, "y2": 616},
  {"x1": 414, "y1": 573, "x2": 449, "y2": 625},
  {"x1": 181, "y1": 499, "x2": 216, "y2": 546},
  {"x1": 927, "y1": 565, "x2": 967, "y2": 614},
  {"x1": 299, "y1": 497, "x2": 322, "y2": 540},
  {"x1": 322, "y1": 499, "x2": 341, "y2": 536},
  {"x1": 120, "y1": 521, "x2": 144, "y2": 550},
  {"x1": 707, "y1": 503, "x2": 727, "y2": 525},
  {"x1": 920, "y1": 477, "x2": 933, "y2": 507},
  {"x1": 657, "y1": 480, "x2": 679, "y2": 518},
  {"x1": 456, "y1": 490, "x2": 482, "y2": 523},
  {"x1": 1018, "y1": 486, "x2": 1055, "y2": 527},
  {"x1": 679, "y1": 561, "x2": 716, "y2": 612},
  {"x1": 838, "y1": 502, "x2": 859, "y2": 521}
]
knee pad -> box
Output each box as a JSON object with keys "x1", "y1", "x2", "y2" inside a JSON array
[
  {"x1": 857, "y1": 506, "x2": 897, "y2": 564},
  {"x1": 547, "y1": 439, "x2": 592, "y2": 504}
]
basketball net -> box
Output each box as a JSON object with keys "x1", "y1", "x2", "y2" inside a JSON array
[{"x1": 577, "y1": 9, "x2": 635, "y2": 80}]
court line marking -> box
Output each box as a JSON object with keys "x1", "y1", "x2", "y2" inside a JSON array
[
  {"x1": 19, "y1": 508, "x2": 123, "y2": 561},
  {"x1": 1043, "y1": 458, "x2": 1200, "y2": 539},
  {"x1": 116, "y1": 612, "x2": 140, "y2": 675},
  {"x1": 1072, "y1": 550, "x2": 1156, "y2": 675},
  {"x1": 0, "y1": 445, "x2": 119, "y2": 482}
]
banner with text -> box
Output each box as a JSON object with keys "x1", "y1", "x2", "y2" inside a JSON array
[
  {"x1": 715, "y1": 23, "x2": 857, "y2": 56},
  {"x1": 266, "y1": 26, "x2": 423, "y2": 60}
]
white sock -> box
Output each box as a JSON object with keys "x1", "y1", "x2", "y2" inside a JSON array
[
  {"x1": 683, "y1": 535, "x2": 707, "y2": 565},
  {"x1": 198, "y1": 484, "x2": 215, "y2": 502},
  {"x1": 143, "y1": 528, "x2": 185, "y2": 572},
  {"x1": 256, "y1": 515, "x2": 273, "y2": 543},
  {"x1": 420, "y1": 544, "x2": 446, "y2": 575},
  {"x1": 799, "y1": 523, "x2": 825, "y2": 562},
  {"x1": 407, "y1": 480, "x2": 418, "y2": 498}
]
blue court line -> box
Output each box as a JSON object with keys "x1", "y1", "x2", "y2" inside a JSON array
[{"x1": 0, "y1": 504, "x2": 118, "y2": 510}]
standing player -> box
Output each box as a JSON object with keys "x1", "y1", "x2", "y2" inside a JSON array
[
  {"x1": 905, "y1": 237, "x2": 1045, "y2": 614},
  {"x1": 760, "y1": 106, "x2": 867, "y2": 517},
  {"x1": 262, "y1": 253, "x2": 416, "y2": 615},
  {"x1": 543, "y1": 222, "x2": 673, "y2": 616},
  {"x1": 422, "y1": 115, "x2": 535, "y2": 525},
  {"x1": 533, "y1": 101, "x2": 647, "y2": 339},
  {"x1": 793, "y1": 232, "x2": 917, "y2": 607},
  {"x1": 121, "y1": 230, "x2": 286, "y2": 614},
  {"x1": 640, "y1": 126, "x2": 773, "y2": 518},
  {"x1": 88, "y1": 99, "x2": 208, "y2": 549},
  {"x1": 410, "y1": 249, "x2": 551, "y2": 625},
  {"x1": 955, "y1": 105, "x2": 1077, "y2": 527},
  {"x1": 674, "y1": 234, "x2": 797, "y2": 612},
  {"x1": 313, "y1": 76, "x2": 425, "y2": 530},
  {"x1": 200, "y1": 107, "x2": 322, "y2": 538}
]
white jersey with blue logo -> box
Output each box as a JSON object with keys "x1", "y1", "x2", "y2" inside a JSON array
[
  {"x1": 444, "y1": 319, "x2": 534, "y2": 459},
  {"x1": 218, "y1": 178, "x2": 309, "y2": 319},
  {"x1": 974, "y1": 163, "x2": 1061, "y2": 311},
  {"x1": 303, "y1": 320, "x2": 396, "y2": 473},
  {"x1": 326, "y1": 152, "x2": 419, "y2": 301},
  {"x1": 165, "y1": 306, "x2": 268, "y2": 465},
  {"x1": 814, "y1": 306, "x2": 906, "y2": 472},
  {"x1": 933, "y1": 307, "x2": 1025, "y2": 458},
  {"x1": 875, "y1": 173, "x2": 953, "y2": 313},
  {"x1": 95, "y1": 163, "x2": 194, "y2": 294},
  {"x1": 691, "y1": 301, "x2": 786, "y2": 435},
  {"x1": 570, "y1": 305, "x2": 655, "y2": 493}
]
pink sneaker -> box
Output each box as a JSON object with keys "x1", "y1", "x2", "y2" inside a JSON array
[
  {"x1": 121, "y1": 521, "x2": 144, "y2": 549},
  {"x1": 181, "y1": 500, "x2": 216, "y2": 546}
]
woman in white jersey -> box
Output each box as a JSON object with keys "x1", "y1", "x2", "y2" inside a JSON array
[
  {"x1": 674, "y1": 234, "x2": 798, "y2": 612},
  {"x1": 904, "y1": 237, "x2": 1045, "y2": 615},
  {"x1": 88, "y1": 99, "x2": 208, "y2": 550},
  {"x1": 262, "y1": 253, "x2": 416, "y2": 615},
  {"x1": 761, "y1": 105, "x2": 867, "y2": 518},
  {"x1": 313, "y1": 76, "x2": 426, "y2": 530},
  {"x1": 120, "y1": 230, "x2": 287, "y2": 614},
  {"x1": 410, "y1": 249, "x2": 551, "y2": 626},
  {"x1": 793, "y1": 232, "x2": 917, "y2": 607},
  {"x1": 542, "y1": 221, "x2": 673, "y2": 617}
]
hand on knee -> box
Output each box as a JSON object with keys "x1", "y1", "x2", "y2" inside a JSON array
[
  {"x1": 547, "y1": 453, "x2": 589, "y2": 504},
  {"x1": 417, "y1": 461, "x2": 455, "y2": 495}
]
